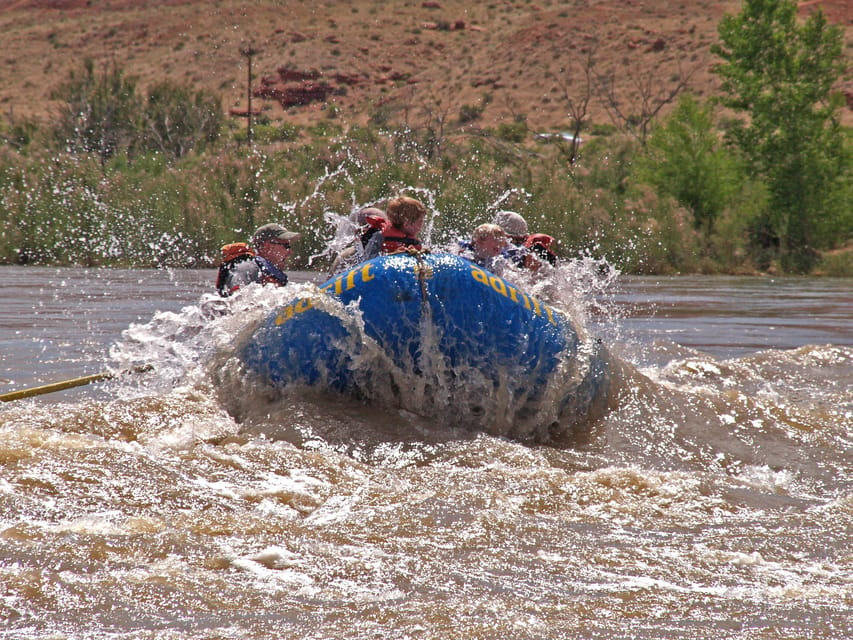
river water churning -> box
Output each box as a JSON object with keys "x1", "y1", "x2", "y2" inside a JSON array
[{"x1": 1, "y1": 266, "x2": 851, "y2": 639}]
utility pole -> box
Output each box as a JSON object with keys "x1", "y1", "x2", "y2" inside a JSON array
[
  {"x1": 239, "y1": 44, "x2": 261, "y2": 146},
  {"x1": 238, "y1": 43, "x2": 262, "y2": 231}
]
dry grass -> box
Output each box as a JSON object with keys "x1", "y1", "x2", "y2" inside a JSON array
[{"x1": 1, "y1": 0, "x2": 850, "y2": 131}]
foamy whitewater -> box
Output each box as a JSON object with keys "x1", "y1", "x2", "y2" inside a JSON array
[{"x1": 0, "y1": 256, "x2": 850, "y2": 639}]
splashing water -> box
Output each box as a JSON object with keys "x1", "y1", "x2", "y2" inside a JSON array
[{"x1": 106, "y1": 237, "x2": 621, "y2": 446}]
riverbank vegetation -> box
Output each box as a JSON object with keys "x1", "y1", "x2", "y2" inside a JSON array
[{"x1": 0, "y1": 0, "x2": 850, "y2": 275}]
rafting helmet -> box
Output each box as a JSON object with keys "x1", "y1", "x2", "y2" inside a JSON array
[{"x1": 493, "y1": 211, "x2": 528, "y2": 237}]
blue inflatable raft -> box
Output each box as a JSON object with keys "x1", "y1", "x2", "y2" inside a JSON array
[{"x1": 241, "y1": 253, "x2": 608, "y2": 440}]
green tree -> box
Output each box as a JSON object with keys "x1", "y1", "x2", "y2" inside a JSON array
[
  {"x1": 52, "y1": 59, "x2": 142, "y2": 164},
  {"x1": 712, "y1": 0, "x2": 849, "y2": 272},
  {"x1": 141, "y1": 80, "x2": 223, "y2": 159},
  {"x1": 635, "y1": 94, "x2": 743, "y2": 239}
]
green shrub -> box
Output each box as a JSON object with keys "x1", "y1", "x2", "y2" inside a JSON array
[
  {"x1": 634, "y1": 95, "x2": 745, "y2": 238},
  {"x1": 459, "y1": 104, "x2": 484, "y2": 124},
  {"x1": 50, "y1": 59, "x2": 225, "y2": 164},
  {"x1": 0, "y1": 115, "x2": 39, "y2": 150},
  {"x1": 814, "y1": 247, "x2": 853, "y2": 277},
  {"x1": 496, "y1": 120, "x2": 528, "y2": 143},
  {"x1": 589, "y1": 123, "x2": 617, "y2": 136},
  {"x1": 51, "y1": 58, "x2": 142, "y2": 163},
  {"x1": 141, "y1": 80, "x2": 223, "y2": 158},
  {"x1": 252, "y1": 123, "x2": 302, "y2": 144}
]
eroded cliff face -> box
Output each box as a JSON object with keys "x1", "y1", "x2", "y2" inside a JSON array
[{"x1": 0, "y1": 0, "x2": 850, "y2": 129}]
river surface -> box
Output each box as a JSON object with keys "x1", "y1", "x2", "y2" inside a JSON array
[{"x1": 1, "y1": 265, "x2": 851, "y2": 639}]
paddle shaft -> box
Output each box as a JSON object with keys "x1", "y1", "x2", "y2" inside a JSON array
[{"x1": 0, "y1": 365, "x2": 151, "y2": 402}]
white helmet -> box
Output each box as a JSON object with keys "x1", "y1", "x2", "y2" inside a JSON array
[{"x1": 350, "y1": 206, "x2": 385, "y2": 226}]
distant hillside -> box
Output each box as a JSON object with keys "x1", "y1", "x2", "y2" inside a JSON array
[{"x1": 1, "y1": 0, "x2": 850, "y2": 132}]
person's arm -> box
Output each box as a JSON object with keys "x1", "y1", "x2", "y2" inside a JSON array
[
  {"x1": 226, "y1": 259, "x2": 263, "y2": 291},
  {"x1": 363, "y1": 231, "x2": 384, "y2": 260}
]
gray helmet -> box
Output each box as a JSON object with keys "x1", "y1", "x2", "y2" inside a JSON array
[{"x1": 493, "y1": 210, "x2": 528, "y2": 237}]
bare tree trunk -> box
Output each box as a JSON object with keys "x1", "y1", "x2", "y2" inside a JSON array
[
  {"x1": 558, "y1": 44, "x2": 598, "y2": 165},
  {"x1": 596, "y1": 58, "x2": 702, "y2": 146}
]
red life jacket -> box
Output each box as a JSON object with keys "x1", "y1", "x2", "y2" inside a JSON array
[
  {"x1": 523, "y1": 233, "x2": 557, "y2": 265},
  {"x1": 216, "y1": 242, "x2": 289, "y2": 295},
  {"x1": 221, "y1": 242, "x2": 254, "y2": 263},
  {"x1": 380, "y1": 224, "x2": 422, "y2": 255},
  {"x1": 216, "y1": 242, "x2": 254, "y2": 296}
]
